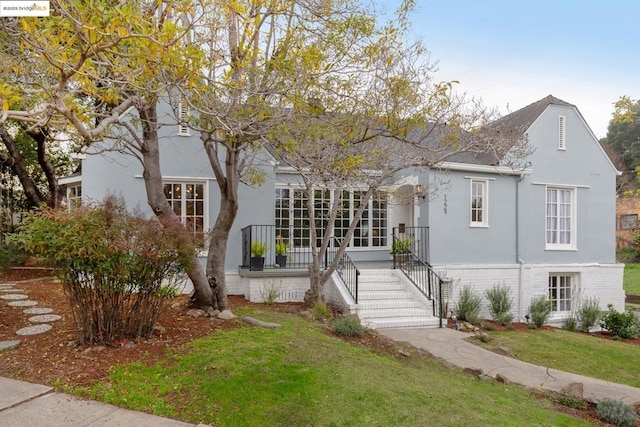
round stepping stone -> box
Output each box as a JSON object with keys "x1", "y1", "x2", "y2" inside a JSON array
[
  {"x1": 0, "y1": 284, "x2": 15, "y2": 288},
  {"x1": 0, "y1": 289, "x2": 24, "y2": 293},
  {"x1": 16, "y1": 324, "x2": 52, "y2": 335},
  {"x1": 23, "y1": 307, "x2": 53, "y2": 315},
  {"x1": 0, "y1": 294, "x2": 28, "y2": 300},
  {"x1": 29, "y1": 314, "x2": 61, "y2": 323},
  {"x1": 8, "y1": 300, "x2": 38, "y2": 307},
  {"x1": 0, "y1": 340, "x2": 21, "y2": 351}
]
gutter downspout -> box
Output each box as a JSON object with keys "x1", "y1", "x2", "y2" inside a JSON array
[{"x1": 516, "y1": 174, "x2": 525, "y2": 322}]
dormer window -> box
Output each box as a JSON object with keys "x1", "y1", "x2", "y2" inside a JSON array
[
  {"x1": 178, "y1": 98, "x2": 190, "y2": 136},
  {"x1": 558, "y1": 115, "x2": 566, "y2": 150}
]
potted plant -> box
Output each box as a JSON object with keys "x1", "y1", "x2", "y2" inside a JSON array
[
  {"x1": 391, "y1": 237, "x2": 411, "y2": 266},
  {"x1": 250, "y1": 241, "x2": 267, "y2": 271},
  {"x1": 274, "y1": 240, "x2": 288, "y2": 268}
]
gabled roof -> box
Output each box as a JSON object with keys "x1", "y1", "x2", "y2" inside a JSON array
[{"x1": 489, "y1": 95, "x2": 574, "y2": 134}]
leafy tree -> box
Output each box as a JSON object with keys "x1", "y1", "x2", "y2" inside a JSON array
[{"x1": 605, "y1": 96, "x2": 640, "y2": 177}]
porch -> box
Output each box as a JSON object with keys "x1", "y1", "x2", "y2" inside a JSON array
[{"x1": 239, "y1": 225, "x2": 446, "y2": 328}]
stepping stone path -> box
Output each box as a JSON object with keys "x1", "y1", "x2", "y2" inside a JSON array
[{"x1": 0, "y1": 277, "x2": 60, "y2": 351}]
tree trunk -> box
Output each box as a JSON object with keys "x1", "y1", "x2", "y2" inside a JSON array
[
  {"x1": 138, "y1": 104, "x2": 215, "y2": 308},
  {"x1": 304, "y1": 264, "x2": 325, "y2": 307},
  {"x1": 203, "y1": 138, "x2": 240, "y2": 312},
  {"x1": 0, "y1": 126, "x2": 45, "y2": 208},
  {"x1": 30, "y1": 128, "x2": 64, "y2": 208}
]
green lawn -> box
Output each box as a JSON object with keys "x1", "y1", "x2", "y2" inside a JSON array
[
  {"x1": 473, "y1": 328, "x2": 640, "y2": 388},
  {"x1": 625, "y1": 263, "x2": 640, "y2": 295},
  {"x1": 69, "y1": 309, "x2": 591, "y2": 427}
]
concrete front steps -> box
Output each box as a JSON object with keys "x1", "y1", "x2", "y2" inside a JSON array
[{"x1": 355, "y1": 270, "x2": 441, "y2": 329}]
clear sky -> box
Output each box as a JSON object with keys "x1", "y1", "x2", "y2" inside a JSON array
[{"x1": 399, "y1": 0, "x2": 639, "y2": 139}]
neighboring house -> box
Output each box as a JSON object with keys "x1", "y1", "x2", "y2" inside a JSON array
[
  {"x1": 616, "y1": 197, "x2": 640, "y2": 247},
  {"x1": 62, "y1": 95, "x2": 624, "y2": 328}
]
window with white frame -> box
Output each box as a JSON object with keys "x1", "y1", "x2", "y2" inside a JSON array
[
  {"x1": 275, "y1": 187, "x2": 387, "y2": 249},
  {"x1": 164, "y1": 182, "x2": 205, "y2": 243},
  {"x1": 545, "y1": 187, "x2": 575, "y2": 249},
  {"x1": 178, "y1": 98, "x2": 190, "y2": 136},
  {"x1": 470, "y1": 179, "x2": 488, "y2": 227},
  {"x1": 549, "y1": 274, "x2": 575, "y2": 312},
  {"x1": 66, "y1": 185, "x2": 82, "y2": 211},
  {"x1": 558, "y1": 115, "x2": 566, "y2": 150}
]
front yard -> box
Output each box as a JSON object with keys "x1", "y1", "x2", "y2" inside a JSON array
[{"x1": 625, "y1": 263, "x2": 640, "y2": 296}]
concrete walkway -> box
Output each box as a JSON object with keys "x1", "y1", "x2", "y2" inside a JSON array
[
  {"x1": 379, "y1": 327, "x2": 640, "y2": 405},
  {"x1": 0, "y1": 376, "x2": 209, "y2": 427}
]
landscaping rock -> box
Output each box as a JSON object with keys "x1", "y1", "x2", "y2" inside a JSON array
[
  {"x1": 82, "y1": 346, "x2": 106, "y2": 355},
  {"x1": 170, "y1": 302, "x2": 182, "y2": 310},
  {"x1": 218, "y1": 310, "x2": 237, "y2": 320},
  {"x1": 8, "y1": 300, "x2": 38, "y2": 307},
  {"x1": 186, "y1": 309, "x2": 206, "y2": 318},
  {"x1": 23, "y1": 307, "x2": 54, "y2": 315},
  {"x1": 0, "y1": 288, "x2": 24, "y2": 293},
  {"x1": 242, "y1": 316, "x2": 281, "y2": 329},
  {"x1": 153, "y1": 324, "x2": 167, "y2": 334},
  {"x1": 495, "y1": 374, "x2": 511, "y2": 384},
  {"x1": 0, "y1": 340, "x2": 21, "y2": 351},
  {"x1": 398, "y1": 348, "x2": 411, "y2": 358},
  {"x1": 28, "y1": 314, "x2": 62, "y2": 323},
  {"x1": 560, "y1": 382, "x2": 584, "y2": 398},
  {"x1": 463, "y1": 368, "x2": 484, "y2": 377},
  {"x1": 16, "y1": 324, "x2": 53, "y2": 335},
  {"x1": 0, "y1": 294, "x2": 28, "y2": 300},
  {"x1": 496, "y1": 346, "x2": 514, "y2": 357},
  {"x1": 207, "y1": 307, "x2": 220, "y2": 318}
]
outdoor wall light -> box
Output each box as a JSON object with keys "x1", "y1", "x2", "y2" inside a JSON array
[{"x1": 415, "y1": 184, "x2": 426, "y2": 199}]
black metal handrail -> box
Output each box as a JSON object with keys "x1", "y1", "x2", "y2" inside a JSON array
[
  {"x1": 397, "y1": 253, "x2": 444, "y2": 327},
  {"x1": 332, "y1": 237, "x2": 359, "y2": 304}
]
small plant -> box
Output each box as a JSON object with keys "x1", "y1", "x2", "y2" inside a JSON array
[
  {"x1": 600, "y1": 304, "x2": 639, "y2": 339},
  {"x1": 484, "y1": 284, "x2": 514, "y2": 326},
  {"x1": 274, "y1": 241, "x2": 288, "y2": 256},
  {"x1": 555, "y1": 393, "x2": 585, "y2": 410},
  {"x1": 331, "y1": 316, "x2": 364, "y2": 337},
  {"x1": 311, "y1": 300, "x2": 332, "y2": 321},
  {"x1": 561, "y1": 314, "x2": 578, "y2": 331},
  {"x1": 474, "y1": 332, "x2": 490, "y2": 343},
  {"x1": 0, "y1": 243, "x2": 28, "y2": 271},
  {"x1": 259, "y1": 280, "x2": 283, "y2": 305},
  {"x1": 455, "y1": 285, "x2": 482, "y2": 324},
  {"x1": 391, "y1": 237, "x2": 411, "y2": 254},
  {"x1": 577, "y1": 296, "x2": 601, "y2": 331},
  {"x1": 251, "y1": 241, "x2": 267, "y2": 257},
  {"x1": 596, "y1": 399, "x2": 638, "y2": 427},
  {"x1": 481, "y1": 321, "x2": 495, "y2": 331},
  {"x1": 528, "y1": 295, "x2": 552, "y2": 328}
]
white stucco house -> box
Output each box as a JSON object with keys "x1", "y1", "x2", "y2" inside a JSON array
[{"x1": 61, "y1": 95, "x2": 624, "y2": 329}]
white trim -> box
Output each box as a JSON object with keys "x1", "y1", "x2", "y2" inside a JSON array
[
  {"x1": 464, "y1": 176, "x2": 496, "y2": 181},
  {"x1": 558, "y1": 115, "x2": 566, "y2": 150},
  {"x1": 134, "y1": 174, "x2": 215, "y2": 181},
  {"x1": 469, "y1": 178, "x2": 489, "y2": 227},
  {"x1": 545, "y1": 186, "x2": 577, "y2": 251},
  {"x1": 58, "y1": 175, "x2": 82, "y2": 186},
  {"x1": 532, "y1": 181, "x2": 590, "y2": 189},
  {"x1": 440, "y1": 162, "x2": 532, "y2": 175}
]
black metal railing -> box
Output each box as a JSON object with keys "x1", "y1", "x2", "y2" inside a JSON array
[
  {"x1": 332, "y1": 237, "x2": 359, "y2": 303},
  {"x1": 391, "y1": 226, "x2": 430, "y2": 267},
  {"x1": 396, "y1": 252, "x2": 444, "y2": 328},
  {"x1": 242, "y1": 225, "x2": 318, "y2": 270}
]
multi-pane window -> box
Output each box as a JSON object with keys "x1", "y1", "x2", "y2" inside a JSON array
[
  {"x1": 164, "y1": 182, "x2": 205, "y2": 242},
  {"x1": 275, "y1": 187, "x2": 387, "y2": 248},
  {"x1": 546, "y1": 187, "x2": 574, "y2": 249},
  {"x1": 549, "y1": 274, "x2": 573, "y2": 312},
  {"x1": 470, "y1": 179, "x2": 488, "y2": 227},
  {"x1": 66, "y1": 185, "x2": 82, "y2": 211}
]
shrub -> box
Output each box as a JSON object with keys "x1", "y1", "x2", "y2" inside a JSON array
[
  {"x1": 528, "y1": 295, "x2": 552, "y2": 328},
  {"x1": 484, "y1": 284, "x2": 514, "y2": 325},
  {"x1": 599, "y1": 304, "x2": 639, "y2": 339},
  {"x1": 259, "y1": 280, "x2": 282, "y2": 305},
  {"x1": 577, "y1": 296, "x2": 601, "y2": 331},
  {"x1": 596, "y1": 399, "x2": 638, "y2": 427},
  {"x1": 251, "y1": 241, "x2": 267, "y2": 257},
  {"x1": 311, "y1": 300, "x2": 332, "y2": 321},
  {"x1": 12, "y1": 197, "x2": 196, "y2": 346},
  {"x1": 556, "y1": 393, "x2": 585, "y2": 410},
  {"x1": 331, "y1": 316, "x2": 364, "y2": 337},
  {"x1": 455, "y1": 285, "x2": 482, "y2": 324},
  {"x1": 0, "y1": 243, "x2": 28, "y2": 271},
  {"x1": 561, "y1": 314, "x2": 578, "y2": 332}
]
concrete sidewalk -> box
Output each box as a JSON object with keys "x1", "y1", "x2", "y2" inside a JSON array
[
  {"x1": 379, "y1": 327, "x2": 640, "y2": 405},
  {"x1": 0, "y1": 376, "x2": 208, "y2": 427}
]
